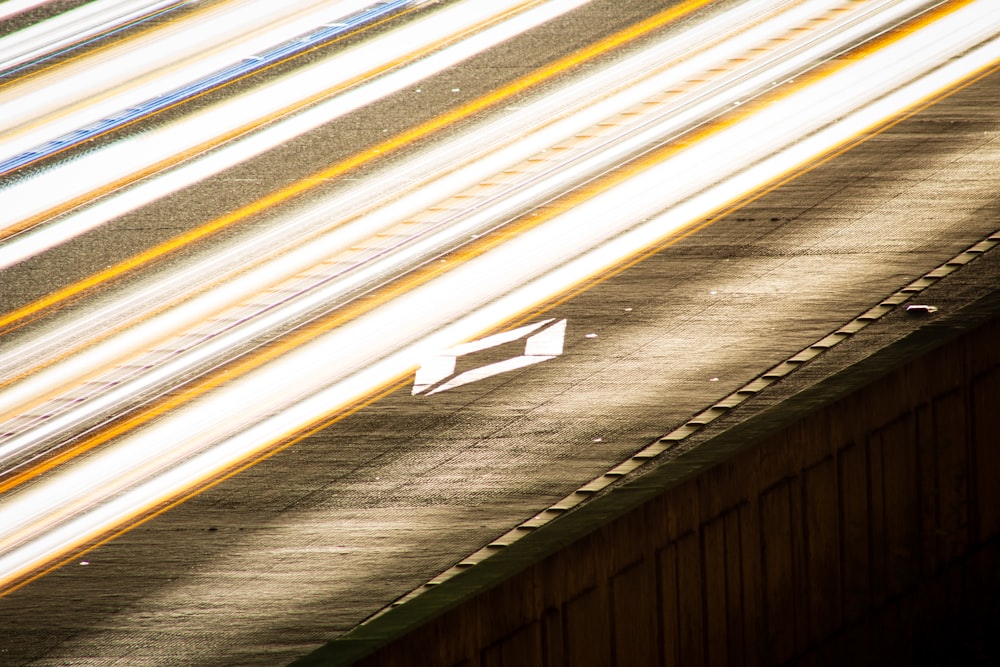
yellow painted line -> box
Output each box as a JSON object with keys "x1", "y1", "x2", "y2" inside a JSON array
[
  {"x1": 0, "y1": 0, "x2": 715, "y2": 333},
  {"x1": 2, "y1": 0, "x2": 994, "y2": 593}
]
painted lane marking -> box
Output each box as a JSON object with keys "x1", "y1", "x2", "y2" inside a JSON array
[{"x1": 412, "y1": 319, "x2": 566, "y2": 395}]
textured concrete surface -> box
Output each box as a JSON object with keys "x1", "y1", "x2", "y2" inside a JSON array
[{"x1": 1, "y1": 1, "x2": 999, "y2": 665}]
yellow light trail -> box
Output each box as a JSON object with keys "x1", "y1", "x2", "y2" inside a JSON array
[
  {"x1": 0, "y1": 0, "x2": 715, "y2": 333},
  {"x1": 5, "y1": 0, "x2": 980, "y2": 488},
  {"x1": 0, "y1": 0, "x2": 426, "y2": 239},
  {"x1": 1, "y1": 0, "x2": 998, "y2": 597},
  {"x1": 0, "y1": 0, "x2": 738, "y2": 488},
  {"x1": 0, "y1": 0, "x2": 604, "y2": 280},
  {"x1": 0, "y1": 0, "x2": 793, "y2": 408}
]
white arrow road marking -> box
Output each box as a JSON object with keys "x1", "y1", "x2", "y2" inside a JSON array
[{"x1": 413, "y1": 319, "x2": 566, "y2": 395}]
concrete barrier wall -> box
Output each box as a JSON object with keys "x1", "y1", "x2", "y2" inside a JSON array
[{"x1": 303, "y1": 301, "x2": 1000, "y2": 666}]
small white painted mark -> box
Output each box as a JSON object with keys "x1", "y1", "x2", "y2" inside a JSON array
[{"x1": 413, "y1": 319, "x2": 567, "y2": 395}]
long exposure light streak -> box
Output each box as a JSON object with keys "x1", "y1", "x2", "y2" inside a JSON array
[
  {"x1": 0, "y1": 0, "x2": 416, "y2": 176},
  {"x1": 0, "y1": 0, "x2": 402, "y2": 173},
  {"x1": 0, "y1": 0, "x2": 705, "y2": 352},
  {"x1": 1, "y1": 0, "x2": 998, "y2": 595},
  {"x1": 0, "y1": 0, "x2": 590, "y2": 259},
  {"x1": 0, "y1": 0, "x2": 845, "y2": 452},
  {"x1": 0, "y1": 0, "x2": 191, "y2": 76},
  {"x1": 0, "y1": 0, "x2": 50, "y2": 23},
  {"x1": 0, "y1": 0, "x2": 931, "y2": 404}
]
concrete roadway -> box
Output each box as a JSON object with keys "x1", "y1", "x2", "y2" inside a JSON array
[{"x1": 1, "y1": 0, "x2": 999, "y2": 664}]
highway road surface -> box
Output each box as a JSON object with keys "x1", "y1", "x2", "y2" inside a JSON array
[{"x1": 0, "y1": 0, "x2": 999, "y2": 664}]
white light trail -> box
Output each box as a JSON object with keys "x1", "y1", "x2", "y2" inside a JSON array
[
  {"x1": 0, "y1": 0, "x2": 188, "y2": 73},
  {"x1": 0, "y1": 0, "x2": 597, "y2": 417},
  {"x1": 0, "y1": 0, "x2": 50, "y2": 23},
  {"x1": 0, "y1": 1, "x2": 389, "y2": 159},
  {"x1": 1, "y1": 0, "x2": 999, "y2": 592},
  {"x1": 0, "y1": 0, "x2": 969, "y2": 455},
  {"x1": 0, "y1": 0, "x2": 419, "y2": 177},
  {"x1": 0, "y1": 0, "x2": 589, "y2": 264},
  {"x1": 0, "y1": 0, "x2": 852, "y2": 431},
  {"x1": 0, "y1": 0, "x2": 853, "y2": 395}
]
